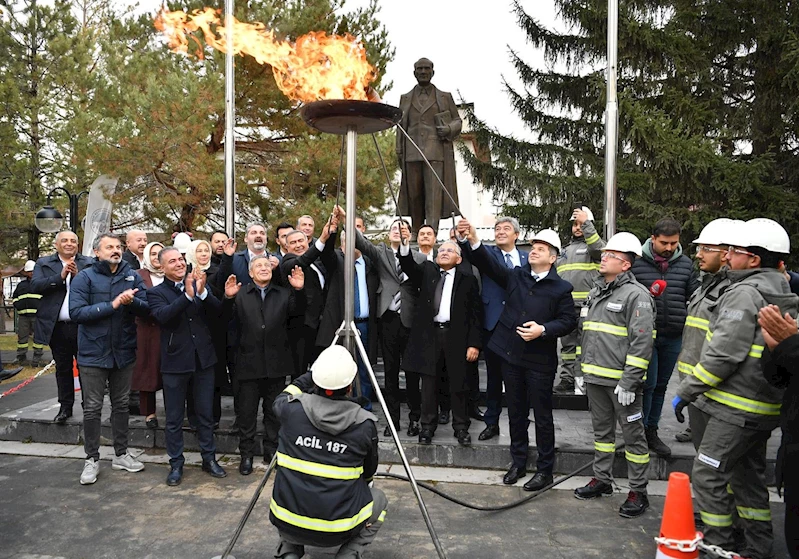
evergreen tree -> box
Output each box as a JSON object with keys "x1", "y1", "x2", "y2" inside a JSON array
[{"x1": 462, "y1": 0, "x2": 799, "y2": 251}]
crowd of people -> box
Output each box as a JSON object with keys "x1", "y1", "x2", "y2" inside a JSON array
[{"x1": 15, "y1": 205, "x2": 799, "y2": 559}]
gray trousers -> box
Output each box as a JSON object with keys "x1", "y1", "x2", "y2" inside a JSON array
[
  {"x1": 558, "y1": 327, "x2": 580, "y2": 382},
  {"x1": 80, "y1": 363, "x2": 134, "y2": 460},
  {"x1": 16, "y1": 315, "x2": 43, "y2": 360},
  {"x1": 275, "y1": 487, "x2": 388, "y2": 559},
  {"x1": 692, "y1": 414, "x2": 775, "y2": 559},
  {"x1": 586, "y1": 383, "x2": 649, "y2": 492}
]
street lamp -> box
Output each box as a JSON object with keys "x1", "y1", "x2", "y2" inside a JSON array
[{"x1": 35, "y1": 187, "x2": 89, "y2": 233}]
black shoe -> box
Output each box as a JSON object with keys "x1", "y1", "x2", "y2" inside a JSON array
[
  {"x1": 202, "y1": 460, "x2": 227, "y2": 478},
  {"x1": 12, "y1": 358, "x2": 28, "y2": 366},
  {"x1": 418, "y1": 429, "x2": 433, "y2": 445},
  {"x1": 574, "y1": 478, "x2": 613, "y2": 500},
  {"x1": 264, "y1": 449, "x2": 275, "y2": 464},
  {"x1": 383, "y1": 425, "x2": 392, "y2": 437},
  {"x1": 166, "y1": 467, "x2": 183, "y2": 486},
  {"x1": 523, "y1": 472, "x2": 553, "y2": 492},
  {"x1": 674, "y1": 427, "x2": 692, "y2": 443},
  {"x1": 438, "y1": 410, "x2": 450, "y2": 424},
  {"x1": 619, "y1": 490, "x2": 649, "y2": 518},
  {"x1": 553, "y1": 379, "x2": 575, "y2": 394},
  {"x1": 645, "y1": 426, "x2": 672, "y2": 458},
  {"x1": 503, "y1": 465, "x2": 526, "y2": 485},
  {"x1": 478, "y1": 424, "x2": 500, "y2": 441},
  {"x1": 54, "y1": 407, "x2": 72, "y2": 424},
  {"x1": 30, "y1": 360, "x2": 42, "y2": 368},
  {"x1": 455, "y1": 429, "x2": 471, "y2": 446},
  {"x1": 407, "y1": 420, "x2": 420, "y2": 437},
  {"x1": 0, "y1": 367, "x2": 24, "y2": 382},
  {"x1": 469, "y1": 405, "x2": 485, "y2": 421},
  {"x1": 239, "y1": 456, "x2": 253, "y2": 476},
  {"x1": 145, "y1": 416, "x2": 159, "y2": 429}
]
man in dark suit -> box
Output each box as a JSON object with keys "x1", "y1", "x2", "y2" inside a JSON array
[
  {"x1": 398, "y1": 234, "x2": 482, "y2": 446},
  {"x1": 458, "y1": 217, "x2": 529, "y2": 440},
  {"x1": 274, "y1": 222, "x2": 293, "y2": 262},
  {"x1": 121, "y1": 230, "x2": 147, "y2": 270},
  {"x1": 209, "y1": 230, "x2": 229, "y2": 267},
  {"x1": 147, "y1": 247, "x2": 227, "y2": 486},
  {"x1": 315, "y1": 225, "x2": 380, "y2": 408},
  {"x1": 458, "y1": 218, "x2": 577, "y2": 490},
  {"x1": 224, "y1": 256, "x2": 305, "y2": 475},
  {"x1": 337, "y1": 206, "x2": 428, "y2": 437},
  {"x1": 31, "y1": 230, "x2": 93, "y2": 423},
  {"x1": 216, "y1": 223, "x2": 280, "y2": 289}
]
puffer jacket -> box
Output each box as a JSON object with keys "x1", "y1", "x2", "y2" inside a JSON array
[
  {"x1": 676, "y1": 269, "x2": 731, "y2": 380},
  {"x1": 556, "y1": 220, "x2": 604, "y2": 306},
  {"x1": 578, "y1": 271, "x2": 656, "y2": 392},
  {"x1": 631, "y1": 239, "x2": 699, "y2": 338},
  {"x1": 677, "y1": 268, "x2": 799, "y2": 431}
]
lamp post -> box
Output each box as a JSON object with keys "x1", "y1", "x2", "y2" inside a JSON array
[{"x1": 34, "y1": 187, "x2": 89, "y2": 234}]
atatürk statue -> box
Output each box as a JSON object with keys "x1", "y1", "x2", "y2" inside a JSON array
[{"x1": 396, "y1": 58, "x2": 462, "y2": 237}]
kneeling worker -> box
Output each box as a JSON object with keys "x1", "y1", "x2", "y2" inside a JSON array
[{"x1": 270, "y1": 345, "x2": 387, "y2": 559}]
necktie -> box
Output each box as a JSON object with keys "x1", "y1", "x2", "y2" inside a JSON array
[
  {"x1": 432, "y1": 270, "x2": 447, "y2": 316},
  {"x1": 354, "y1": 264, "x2": 361, "y2": 318},
  {"x1": 504, "y1": 253, "x2": 514, "y2": 269},
  {"x1": 260, "y1": 287, "x2": 267, "y2": 301},
  {"x1": 532, "y1": 274, "x2": 539, "y2": 283},
  {"x1": 176, "y1": 282, "x2": 184, "y2": 293}
]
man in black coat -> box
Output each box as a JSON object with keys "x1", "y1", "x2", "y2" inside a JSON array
[
  {"x1": 121, "y1": 230, "x2": 147, "y2": 270},
  {"x1": 398, "y1": 232, "x2": 482, "y2": 446},
  {"x1": 224, "y1": 256, "x2": 305, "y2": 475},
  {"x1": 147, "y1": 247, "x2": 227, "y2": 486},
  {"x1": 31, "y1": 230, "x2": 94, "y2": 423},
  {"x1": 457, "y1": 219, "x2": 577, "y2": 490}
]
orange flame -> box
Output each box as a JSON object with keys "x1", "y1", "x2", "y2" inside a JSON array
[{"x1": 154, "y1": 7, "x2": 376, "y2": 103}]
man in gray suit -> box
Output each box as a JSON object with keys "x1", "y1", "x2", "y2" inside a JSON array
[
  {"x1": 396, "y1": 58, "x2": 462, "y2": 237},
  {"x1": 335, "y1": 206, "x2": 428, "y2": 437}
]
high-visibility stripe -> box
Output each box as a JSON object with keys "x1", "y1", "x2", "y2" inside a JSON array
[
  {"x1": 705, "y1": 389, "x2": 781, "y2": 416},
  {"x1": 694, "y1": 363, "x2": 723, "y2": 387},
  {"x1": 748, "y1": 344, "x2": 764, "y2": 359},
  {"x1": 652, "y1": 330, "x2": 657, "y2": 339},
  {"x1": 17, "y1": 344, "x2": 27, "y2": 349},
  {"x1": 726, "y1": 484, "x2": 734, "y2": 495},
  {"x1": 594, "y1": 441, "x2": 616, "y2": 453},
  {"x1": 14, "y1": 294, "x2": 42, "y2": 300},
  {"x1": 677, "y1": 361, "x2": 695, "y2": 376},
  {"x1": 685, "y1": 315, "x2": 710, "y2": 331},
  {"x1": 270, "y1": 499, "x2": 373, "y2": 533},
  {"x1": 378, "y1": 511, "x2": 386, "y2": 522},
  {"x1": 700, "y1": 511, "x2": 733, "y2": 527},
  {"x1": 557, "y1": 263, "x2": 601, "y2": 273},
  {"x1": 624, "y1": 450, "x2": 650, "y2": 464},
  {"x1": 576, "y1": 346, "x2": 582, "y2": 355},
  {"x1": 284, "y1": 384, "x2": 302, "y2": 397},
  {"x1": 705, "y1": 331, "x2": 714, "y2": 343},
  {"x1": 736, "y1": 506, "x2": 771, "y2": 522},
  {"x1": 561, "y1": 353, "x2": 577, "y2": 361},
  {"x1": 572, "y1": 291, "x2": 590, "y2": 299},
  {"x1": 584, "y1": 233, "x2": 601, "y2": 245},
  {"x1": 583, "y1": 321, "x2": 627, "y2": 336},
  {"x1": 32, "y1": 344, "x2": 43, "y2": 349},
  {"x1": 276, "y1": 452, "x2": 363, "y2": 480},
  {"x1": 582, "y1": 363, "x2": 623, "y2": 379},
  {"x1": 625, "y1": 355, "x2": 649, "y2": 370},
  {"x1": 17, "y1": 309, "x2": 37, "y2": 315}
]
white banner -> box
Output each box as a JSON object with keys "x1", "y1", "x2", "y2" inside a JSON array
[{"x1": 81, "y1": 175, "x2": 118, "y2": 257}]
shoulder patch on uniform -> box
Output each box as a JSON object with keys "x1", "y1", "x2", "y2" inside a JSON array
[
  {"x1": 720, "y1": 309, "x2": 744, "y2": 322},
  {"x1": 606, "y1": 302, "x2": 624, "y2": 312},
  {"x1": 576, "y1": 248, "x2": 588, "y2": 254},
  {"x1": 637, "y1": 301, "x2": 651, "y2": 309}
]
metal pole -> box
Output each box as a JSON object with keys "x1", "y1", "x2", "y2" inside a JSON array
[
  {"x1": 343, "y1": 127, "x2": 357, "y2": 355},
  {"x1": 69, "y1": 193, "x2": 78, "y2": 233},
  {"x1": 604, "y1": 0, "x2": 619, "y2": 238},
  {"x1": 224, "y1": 0, "x2": 236, "y2": 238}
]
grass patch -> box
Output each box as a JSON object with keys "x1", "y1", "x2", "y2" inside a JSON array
[{"x1": 0, "y1": 333, "x2": 50, "y2": 352}]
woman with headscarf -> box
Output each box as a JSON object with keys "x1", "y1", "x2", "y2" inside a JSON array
[{"x1": 133, "y1": 241, "x2": 165, "y2": 428}]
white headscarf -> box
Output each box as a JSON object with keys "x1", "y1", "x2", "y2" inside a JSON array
[
  {"x1": 142, "y1": 242, "x2": 165, "y2": 278},
  {"x1": 187, "y1": 239, "x2": 212, "y2": 272}
]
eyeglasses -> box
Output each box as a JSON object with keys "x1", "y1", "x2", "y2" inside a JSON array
[
  {"x1": 727, "y1": 246, "x2": 756, "y2": 257},
  {"x1": 600, "y1": 252, "x2": 626, "y2": 262},
  {"x1": 695, "y1": 246, "x2": 727, "y2": 254}
]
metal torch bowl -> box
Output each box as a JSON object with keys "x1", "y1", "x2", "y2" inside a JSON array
[{"x1": 300, "y1": 99, "x2": 402, "y2": 135}]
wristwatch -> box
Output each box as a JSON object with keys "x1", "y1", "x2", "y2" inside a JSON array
[{"x1": 540, "y1": 325, "x2": 546, "y2": 338}]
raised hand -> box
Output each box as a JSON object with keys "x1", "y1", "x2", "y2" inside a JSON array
[
  {"x1": 269, "y1": 255, "x2": 280, "y2": 270},
  {"x1": 223, "y1": 238, "x2": 237, "y2": 256},
  {"x1": 184, "y1": 275, "x2": 196, "y2": 298},
  {"x1": 288, "y1": 265, "x2": 305, "y2": 290},
  {"x1": 224, "y1": 274, "x2": 241, "y2": 299},
  {"x1": 399, "y1": 222, "x2": 411, "y2": 246},
  {"x1": 193, "y1": 269, "x2": 207, "y2": 295}
]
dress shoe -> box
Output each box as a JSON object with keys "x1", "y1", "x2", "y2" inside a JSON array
[
  {"x1": 618, "y1": 490, "x2": 649, "y2": 518},
  {"x1": 166, "y1": 467, "x2": 183, "y2": 486},
  {"x1": 553, "y1": 378, "x2": 574, "y2": 394},
  {"x1": 454, "y1": 429, "x2": 471, "y2": 446},
  {"x1": 523, "y1": 471, "x2": 553, "y2": 492},
  {"x1": 438, "y1": 410, "x2": 450, "y2": 425},
  {"x1": 202, "y1": 459, "x2": 227, "y2": 478},
  {"x1": 478, "y1": 424, "x2": 500, "y2": 441},
  {"x1": 574, "y1": 478, "x2": 613, "y2": 500},
  {"x1": 145, "y1": 416, "x2": 159, "y2": 429},
  {"x1": 239, "y1": 456, "x2": 253, "y2": 476},
  {"x1": 54, "y1": 407, "x2": 72, "y2": 424},
  {"x1": 468, "y1": 405, "x2": 485, "y2": 421},
  {"x1": 503, "y1": 465, "x2": 526, "y2": 485},
  {"x1": 418, "y1": 429, "x2": 433, "y2": 445},
  {"x1": 406, "y1": 420, "x2": 420, "y2": 437},
  {"x1": 0, "y1": 367, "x2": 23, "y2": 382}
]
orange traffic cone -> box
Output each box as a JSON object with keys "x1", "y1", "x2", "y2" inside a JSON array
[
  {"x1": 656, "y1": 472, "x2": 700, "y2": 558},
  {"x1": 73, "y1": 358, "x2": 81, "y2": 392}
]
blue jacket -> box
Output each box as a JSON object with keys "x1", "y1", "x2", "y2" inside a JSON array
[
  {"x1": 468, "y1": 243, "x2": 577, "y2": 372},
  {"x1": 146, "y1": 279, "x2": 221, "y2": 374},
  {"x1": 69, "y1": 260, "x2": 149, "y2": 369},
  {"x1": 30, "y1": 253, "x2": 94, "y2": 344},
  {"x1": 459, "y1": 242, "x2": 528, "y2": 331}
]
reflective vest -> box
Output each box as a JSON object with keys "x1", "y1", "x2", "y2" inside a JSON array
[
  {"x1": 12, "y1": 279, "x2": 41, "y2": 315},
  {"x1": 557, "y1": 220, "x2": 604, "y2": 305}
]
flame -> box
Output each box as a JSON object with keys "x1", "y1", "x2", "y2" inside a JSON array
[{"x1": 154, "y1": 7, "x2": 376, "y2": 102}]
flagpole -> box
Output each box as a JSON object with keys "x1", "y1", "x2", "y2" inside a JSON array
[
  {"x1": 604, "y1": 0, "x2": 618, "y2": 238},
  {"x1": 224, "y1": 0, "x2": 236, "y2": 238}
]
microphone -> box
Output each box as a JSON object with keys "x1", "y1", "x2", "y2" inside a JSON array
[{"x1": 650, "y1": 279, "x2": 667, "y2": 297}]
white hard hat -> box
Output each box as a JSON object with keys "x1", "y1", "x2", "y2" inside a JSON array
[
  {"x1": 172, "y1": 232, "x2": 192, "y2": 255},
  {"x1": 741, "y1": 218, "x2": 790, "y2": 254},
  {"x1": 23, "y1": 260, "x2": 36, "y2": 272},
  {"x1": 570, "y1": 206, "x2": 595, "y2": 222},
  {"x1": 602, "y1": 232, "x2": 642, "y2": 257},
  {"x1": 693, "y1": 218, "x2": 735, "y2": 246},
  {"x1": 531, "y1": 229, "x2": 562, "y2": 253},
  {"x1": 311, "y1": 345, "x2": 358, "y2": 391}
]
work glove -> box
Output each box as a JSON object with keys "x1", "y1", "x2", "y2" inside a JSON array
[
  {"x1": 614, "y1": 385, "x2": 635, "y2": 406},
  {"x1": 673, "y1": 395, "x2": 689, "y2": 423},
  {"x1": 574, "y1": 376, "x2": 585, "y2": 395}
]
